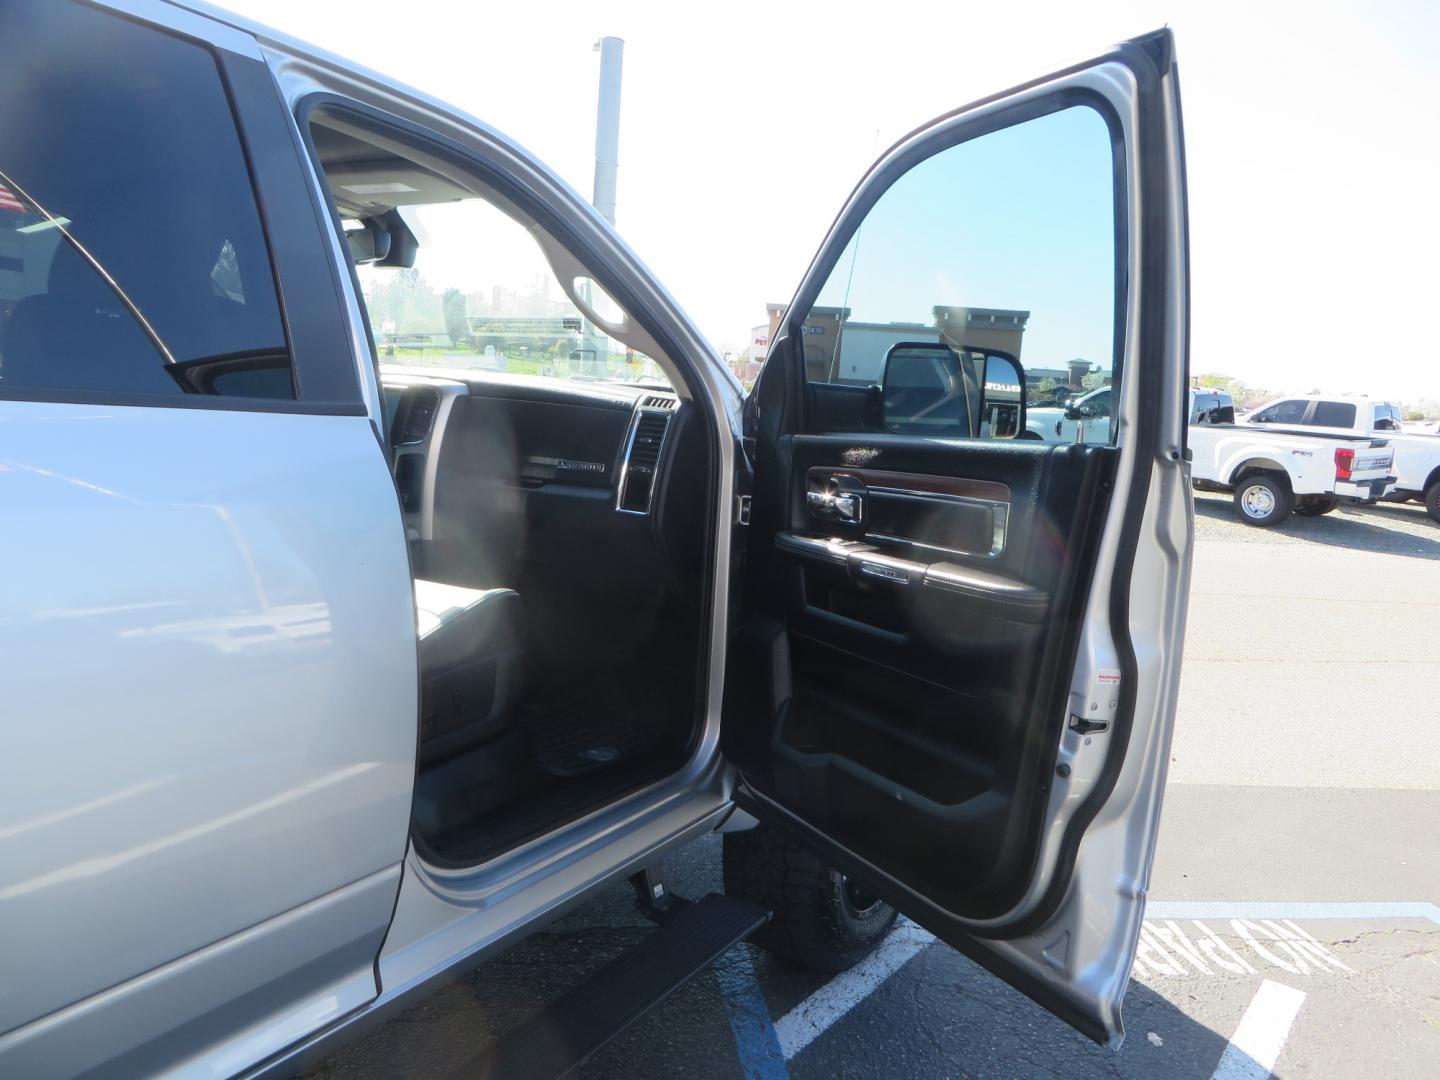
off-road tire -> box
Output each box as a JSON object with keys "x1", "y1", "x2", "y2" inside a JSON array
[
  {"x1": 1424, "y1": 481, "x2": 1440, "y2": 525},
  {"x1": 722, "y1": 824, "x2": 897, "y2": 974},
  {"x1": 1293, "y1": 496, "x2": 1338, "y2": 517},
  {"x1": 1233, "y1": 473, "x2": 1293, "y2": 527}
]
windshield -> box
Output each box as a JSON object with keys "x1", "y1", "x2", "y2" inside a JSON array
[{"x1": 350, "y1": 201, "x2": 669, "y2": 388}]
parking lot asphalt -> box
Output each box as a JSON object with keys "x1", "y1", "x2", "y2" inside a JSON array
[{"x1": 303, "y1": 493, "x2": 1440, "y2": 1079}]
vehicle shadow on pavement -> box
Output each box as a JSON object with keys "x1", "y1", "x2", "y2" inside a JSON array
[
  {"x1": 1193, "y1": 497, "x2": 1440, "y2": 561},
  {"x1": 299, "y1": 926, "x2": 1250, "y2": 1080}
]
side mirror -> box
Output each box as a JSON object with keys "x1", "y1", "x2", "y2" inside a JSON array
[
  {"x1": 880, "y1": 341, "x2": 1025, "y2": 438},
  {"x1": 980, "y1": 352, "x2": 1026, "y2": 437}
]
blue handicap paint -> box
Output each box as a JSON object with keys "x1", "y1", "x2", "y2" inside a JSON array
[{"x1": 714, "y1": 948, "x2": 790, "y2": 1079}]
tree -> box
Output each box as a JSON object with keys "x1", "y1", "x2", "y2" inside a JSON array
[
  {"x1": 1195, "y1": 373, "x2": 1238, "y2": 390},
  {"x1": 442, "y1": 288, "x2": 470, "y2": 348},
  {"x1": 1193, "y1": 373, "x2": 1275, "y2": 412}
]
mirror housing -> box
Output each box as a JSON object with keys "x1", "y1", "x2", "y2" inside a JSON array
[
  {"x1": 880, "y1": 342, "x2": 1025, "y2": 438},
  {"x1": 980, "y1": 351, "x2": 1026, "y2": 437}
]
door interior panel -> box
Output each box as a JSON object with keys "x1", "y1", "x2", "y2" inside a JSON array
[{"x1": 726, "y1": 432, "x2": 1118, "y2": 918}]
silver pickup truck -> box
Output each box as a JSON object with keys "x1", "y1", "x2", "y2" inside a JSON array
[{"x1": 0, "y1": 4, "x2": 1194, "y2": 1077}]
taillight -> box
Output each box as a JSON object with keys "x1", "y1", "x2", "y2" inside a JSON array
[{"x1": 1334, "y1": 447, "x2": 1355, "y2": 480}]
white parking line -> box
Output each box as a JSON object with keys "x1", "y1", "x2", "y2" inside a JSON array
[
  {"x1": 1209, "y1": 980, "x2": 1307, "y2": 1080},
  {"x1": 1144, "y1": 900, "x2": 1440, "y2": 926},
  {"x1": 771, "y1": 920, "x2": 935, "y2": 1059}
]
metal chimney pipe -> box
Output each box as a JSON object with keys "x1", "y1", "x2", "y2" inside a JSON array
[{"x1": 592, "y1": 36, "x2": 624, "y2": 226}]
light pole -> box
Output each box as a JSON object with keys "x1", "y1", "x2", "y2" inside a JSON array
[
  {"x1": 582, "y1": 36, "x2": 623, "y2": 376},
  {"x1": 592, "y1": 36, "x2": 623, "y2": 227}
]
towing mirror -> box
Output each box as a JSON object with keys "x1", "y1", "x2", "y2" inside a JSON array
[{"x1": 880, "y1": 342, "x2": 1026, "y2": 439}]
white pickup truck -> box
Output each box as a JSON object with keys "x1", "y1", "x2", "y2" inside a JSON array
[
  {"x1": 1189, "y1": 392, "x2": 1396, "y2": 526},
  {"x1": 1245, "y1": 395, "x2": 1440, "y2": 523}
]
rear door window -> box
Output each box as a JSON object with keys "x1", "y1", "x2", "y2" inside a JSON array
[
  {"x1": 1308, "y1": 400, "x2": 1357, "y2": 428},
  {"x1": 0, "y1": 1, "x2": 292, "y2": 400},
  {"x1": 1373, "y1": 403, "x2": 1403, "y2": 430}
]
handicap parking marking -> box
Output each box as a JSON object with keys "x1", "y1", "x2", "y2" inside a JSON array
[{"x1": 1135, "y1": 917, "x2": 1353, "y2": 978}]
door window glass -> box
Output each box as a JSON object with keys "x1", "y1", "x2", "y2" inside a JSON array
[
  {"x1": 1251, "y1": 399, "x2": 1309, "y2": 424},
  {"x1": 794, "y1": 105, "x2": 1118, "y2": 441},
  {"x1": 1373, "y1": 403, "x2": 1402, "y2": 430},
  {"x1": 1308, "y1": 400, "x2": 1357, "y2": 428},
  {"x1": 1080, "y1": 387, "x2": 1112, "y2": 417},
  {"x1": 0, "y1": 1, "x2": 292, "y2": 399}
]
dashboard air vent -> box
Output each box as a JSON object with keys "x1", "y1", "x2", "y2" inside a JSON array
[
  {"x1": 617, "y1": 408, "x2": 672, "y2": 514},
  {"x1": 639, "y1": 393, "x2": 677, "y2": 411}
]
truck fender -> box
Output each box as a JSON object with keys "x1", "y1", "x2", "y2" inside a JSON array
[{"x1": 1228, "y1": 457, "x2": 1289, "y2": 488}]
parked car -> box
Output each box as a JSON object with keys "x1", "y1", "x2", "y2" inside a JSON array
[
  {"x1": 0, "y1": 4, "x2": 1193, "y2": 1077},
  {"x1": 1189, "y1": 400, "x2": 1395, "y2": 525},
  {"x1": 1245, "y1": 395, "x2": 1440, "y2": 522},
  {"x1": 1027, "y1": 385, "x2": 1230, "y2": 445},
  {"x1": 1401, "y1": 419, "x2": 1439, "y2": 436},
  {"x1": 1024, "y1": 383, "x2": 1114, "y2": 443}
]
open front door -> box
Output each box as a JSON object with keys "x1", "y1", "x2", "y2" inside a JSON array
[{"x1": 723, "y1": 30, "x2": 1190, "y2": 1045}]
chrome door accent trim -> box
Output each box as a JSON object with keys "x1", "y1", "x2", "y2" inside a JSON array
[
  {"x1": 865, "y1": 488, "x2": 1009, "y2": 557},
  {"x1": 614, "y1": 403, "x2": 676, "y2": 515}
]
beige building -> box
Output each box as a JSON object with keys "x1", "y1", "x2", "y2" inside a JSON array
[{"x1": 760, "y1": 302, "x2": 1031, "y2": 384}]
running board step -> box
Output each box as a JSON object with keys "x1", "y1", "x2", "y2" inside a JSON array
[{"x1": 459, "y1": 893, "x2": 770, "y2": 1080}]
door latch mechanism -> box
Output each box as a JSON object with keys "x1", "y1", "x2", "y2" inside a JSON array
[{"x1": 1069, "y1": 669, "x2": 1120, "y2": 735}]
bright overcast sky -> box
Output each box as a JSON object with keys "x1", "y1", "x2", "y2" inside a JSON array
[{"x1": 227, "y1": 0, "x2": 1439, "y2": 403}]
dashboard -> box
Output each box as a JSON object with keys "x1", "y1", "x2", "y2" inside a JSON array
[{"x1": 378, "y1": 369, "x2": 697, "y2": 592}]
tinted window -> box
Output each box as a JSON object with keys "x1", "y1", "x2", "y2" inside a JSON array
[
  {"x1": 1252, "y1": 399, "x2": 1308, "y2": 424},
  {"x1": 1373, "y1": 403, "x2": 1403, "y2": 430},
  {"x1": 795, "y1": 105, "x2": 1118, "y2": 442},
  {"x1": 0, "y1": 2, "x2": 292, "y2": 399},
  {"x1": 1309, "y1": 401, "x2": 1356, "y2": 428}
]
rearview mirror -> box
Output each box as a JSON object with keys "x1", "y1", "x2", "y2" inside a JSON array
[{"x1": 881, "y1": 342, "x2": 1026, "y2": 438}]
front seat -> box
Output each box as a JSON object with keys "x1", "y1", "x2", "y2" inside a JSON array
[
  {"x1": 414, "y1": 579, "x2": 526, "y2": 766},
  {"x1": 411, "y1": 580, "x2": 528, "y2": 849}
]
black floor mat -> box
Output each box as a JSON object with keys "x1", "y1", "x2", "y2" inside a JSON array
[{"x1": 518, "y1": 688, "x2": 663, "y2": 777}]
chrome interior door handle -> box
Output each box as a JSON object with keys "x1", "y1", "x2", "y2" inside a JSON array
[{"x1": 807, "y1": 489, "x2": 863, "y2": 522}]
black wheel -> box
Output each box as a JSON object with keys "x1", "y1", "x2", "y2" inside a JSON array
[
  {"x1": 722, "y1": 824, "x2": 898, "y2": 974},
  {"x1": 1233, "y1": 473, "x2": 1293, "y2": 527},
  {"x1": 1424, "y1": 481, "x2": 1440, "y2": 525},
  {"x1": 1294, "y1": 496, "x2": 1338, "y2": 517}
]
